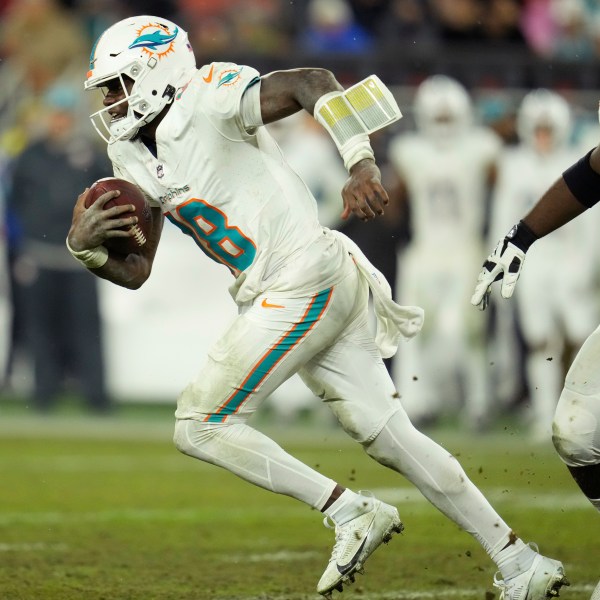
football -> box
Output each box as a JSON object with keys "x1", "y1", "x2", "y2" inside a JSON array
[{"x1": 85, "y1": 177, "x2": 153, "y2": 256}]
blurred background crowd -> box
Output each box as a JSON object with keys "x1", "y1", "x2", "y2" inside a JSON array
[{"x1": 2, "y1": 0, "x2": 600, "y2": 443}]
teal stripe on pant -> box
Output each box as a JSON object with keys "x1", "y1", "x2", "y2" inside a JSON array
[{"x1": 206, "y1": 288, "x2": 332, "y2": 423}]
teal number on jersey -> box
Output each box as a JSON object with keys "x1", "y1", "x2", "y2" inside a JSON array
[{"x1": 167, "y1": 199, "x2": 256, "y2": 273}]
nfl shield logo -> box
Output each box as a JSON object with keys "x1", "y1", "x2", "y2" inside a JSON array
[{"x1": 157, "y1": 164, "x2": 164, "y2": 179}]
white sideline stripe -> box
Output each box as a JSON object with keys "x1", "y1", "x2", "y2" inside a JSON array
[
  {"x1": 233, "y1": 550, "x2": 320, "y2": 562},
  {"x1": 0, "y1": 542, "x2": 67, "y2": 552},
  {"x1": 235, "y1": 584, "x2": 593, "y2": 600}
]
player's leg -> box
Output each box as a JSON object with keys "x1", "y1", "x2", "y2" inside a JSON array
[
  {"x1": 302, "y1": 305, "x2": 568, "y2": 598},
  {"x1": 552, "y1": 323, "x2": 600, "y2": 512},
  {"x1": 65, "y1": 271, "x2": 110, "y2": 413},
  {"x1": 516, "y1": 273, "x2": 563, "y2": 441},
  {"x1": 173, "y1": 268, "x2": 402, "y2": 597},
  {"x1": 453, "y1": 249, "x2": 492, "y2": 431},
  {"x1": 25, "y1": 267, "x2": 63, "y2": 411},
  {"x1": 553, "y1": 324, "x2": 600, "y2": 600},
  {"x1": 392, "y1": 246, "x2": 444, "y2": 424},
  {"x1": 173, "y1": 288, "x2": 341, "y2": 508},
  {"x1": 173, "y1": 267, "x2": 387, "y2": 509}
]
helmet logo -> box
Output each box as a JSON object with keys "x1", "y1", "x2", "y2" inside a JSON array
[{"x1": 129, "y1": 23, "x2": 178, "y2": 59}]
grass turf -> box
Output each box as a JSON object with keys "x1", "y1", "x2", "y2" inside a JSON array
[{"x1": 0, "y1": 399, "x2": 597, "y2": 599}]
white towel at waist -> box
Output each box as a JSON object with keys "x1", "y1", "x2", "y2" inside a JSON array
[{"x1": 330, "y1": 229, "x2": 425, "y2": 358}]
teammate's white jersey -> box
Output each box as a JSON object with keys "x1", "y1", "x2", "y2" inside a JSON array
[
  {"x1": 107, "y1": 63, "x2": 347, "y2": 304},
  {"x1": 490, "y1": 145, "x2": 593, "y2": 250},
  {"x1": 490, "y1": 145, "x2": 599, "y2": 344},
  {"x1": 388, "y1": 128, "x2": 502, "y2": 249},
  {"x1": 388, "y1": 125, "x2": 501, "y2": 428}
]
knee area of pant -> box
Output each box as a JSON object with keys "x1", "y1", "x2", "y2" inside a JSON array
[
  {"x1": 173, "y1": 420, "x2": 221, "y2": 456},
  {"x1": 552, "y1": 392, "x2": 599, "y2": 467},
  {"x1": 173, "y1": 420, "x2": 193, "y2": 455}
]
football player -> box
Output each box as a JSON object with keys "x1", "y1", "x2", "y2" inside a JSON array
[
  {"x1": 488, "y1": 89, "x2": 599, "y2": 441},
  {"x1": 473, "y1": 98, "x2": 600, "y2": 600},
  {"x1": 388, "y1": 75, "x2": 502, "y2": 430},
  {"x1": 68, "y1": 15, "x2": 568, "y2": 599}
]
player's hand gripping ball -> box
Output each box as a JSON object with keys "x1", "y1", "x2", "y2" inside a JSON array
[{"x1": 85, "y1": 178, "x2": 152, "y2": 256}]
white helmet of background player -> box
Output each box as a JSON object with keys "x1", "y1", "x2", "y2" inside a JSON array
[
  {"x1": 85, "y1": 15, "x2": 196, "y2": 143},
  {"x1": 414, "y1": 75, "x2": 473, "y2": 140},
  {"x1": 517, "y1": 89, "x2": 572, "y2": 152}
]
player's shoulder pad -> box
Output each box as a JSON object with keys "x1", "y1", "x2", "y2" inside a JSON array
[{"x1": 195, "y1": 62, "x2": 260, "y2": 120}]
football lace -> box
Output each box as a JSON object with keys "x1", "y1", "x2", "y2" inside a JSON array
[{"x1": 129, "y1": 224, "x2": 147, "y2": 247}]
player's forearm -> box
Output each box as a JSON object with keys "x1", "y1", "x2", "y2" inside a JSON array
[
  {"x1": 521, "y1": 146, "x2": 600, "y2": 238},
  {"x1": 89, "y1": 252, "x2": 152, "y2": 290},
  {"x1": 521, "y1": 177, "x2": 589, "y2": 238},
  {"x1": 259, "y1": 68, "x2": 343, "y2": 124}
]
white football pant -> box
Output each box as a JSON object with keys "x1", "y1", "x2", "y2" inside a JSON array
[{"x1": 174, "y1": 258, "x2": 517, "y2": 556}]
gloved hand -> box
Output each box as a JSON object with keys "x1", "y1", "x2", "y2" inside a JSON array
[{"x1": 470, "y1": 221, "x2": 538, "y2": 311}]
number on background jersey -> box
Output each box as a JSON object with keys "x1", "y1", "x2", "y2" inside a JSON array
[{"x1": 167, "y1": 199, "x2": 256, "y2": 274}]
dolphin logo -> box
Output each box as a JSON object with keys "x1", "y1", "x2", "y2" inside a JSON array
[
  {"x1": 129, "y1": 26, "x2": 178, "y2": 51},
  {"x1": 217, "y1": 68, "x2": 243, "y2": 88}
]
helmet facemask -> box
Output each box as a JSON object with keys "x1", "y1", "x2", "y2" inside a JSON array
[{"x1": 88, "y1": 62, "x2": 175, "y2": 143}]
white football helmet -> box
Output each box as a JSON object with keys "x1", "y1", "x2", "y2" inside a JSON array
[
  {"x1": 85, "y1": 15, "x2": 196, "y2": 143},
  {"x1": 413, "y1": 75, "x2": 473, "y2": 140},
  {"x1": 517, "y1": 89, "x2": 572, "y2": 151}
]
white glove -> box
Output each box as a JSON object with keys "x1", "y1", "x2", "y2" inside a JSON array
[
  {"x1": 470, "y1": 239, "x2": 525, "y2": 310},
  {"x1": 470, "y1": 221, "x2": 537, "y2": 310}
]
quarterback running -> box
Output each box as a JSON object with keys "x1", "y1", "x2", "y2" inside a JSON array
[{"x1": 68, "y1": 15, "x2": 568, "y2": 599}]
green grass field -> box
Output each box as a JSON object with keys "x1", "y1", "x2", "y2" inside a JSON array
[{"x1": 0, "y1": 400, "x2": 597, "y2": 600}]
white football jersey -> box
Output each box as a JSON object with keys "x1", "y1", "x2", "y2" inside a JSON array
[
  {"x1": 388, "y1": 128, "x2": 501, "y2": 248},
  {"x1": 490, "y1": 146, "x2": 587, "y2": 246},
  {"x1": 490, "y1": 145, "x2": 600, "y2": 329},
  {"x1": 107, "y1": 63, "x2": 348, "y2": 304}
]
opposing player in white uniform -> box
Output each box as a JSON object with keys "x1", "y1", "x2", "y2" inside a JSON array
[
  {"x1": 473, "y1": 104, "x2": 600, "y2": 600},
  {"x1": 67, "y1": 16, "x2": 568, "y2": 599},
  {"x1": 489, "y1": 89, "x2": 599, "y2": 440},
  {"x1": 388, "y1": 75, "x2": 502, "y2": 430}
]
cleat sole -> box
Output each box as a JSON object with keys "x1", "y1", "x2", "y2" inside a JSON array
[{"x1": 547, "y1": 575, "x2": 570, "y2": 598}]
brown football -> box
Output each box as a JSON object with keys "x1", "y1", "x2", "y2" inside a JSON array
[{"x1": 85, "y1": 177, "x2": 153, "y2": 256}]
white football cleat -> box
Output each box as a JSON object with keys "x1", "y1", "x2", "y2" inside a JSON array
[
  {"x1": 591, "y1": 579, "x2": 600, "y2": 600},
  {"x1": 493, "y1": 551, "x2": 569, "y2": 599},
  {"x1": 317, "y1": 493, "x2": 403, "y2": 598}
]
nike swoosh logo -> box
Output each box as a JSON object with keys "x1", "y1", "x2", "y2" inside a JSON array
[
  {"x1": 202, "y1": 64, "x2": 215, "y2": 83},
  {"x1": 261, "y1": 298, "x2": 285, "y2": 309},
  {"x1": 336, "y1": 537, "x2": 368, "y2": 575}
]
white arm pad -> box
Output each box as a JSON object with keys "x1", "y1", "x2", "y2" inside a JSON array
[{"x1": 314, "y1": 75, "x2": 402, "y2": 171}]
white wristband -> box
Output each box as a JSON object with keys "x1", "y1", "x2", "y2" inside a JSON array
[
  {"x1": 340, "y1": 133, "x2": 375, "y2": 171},
  {"x1": 66, "y1": 237, "x2": 109, "y2": 269}
]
